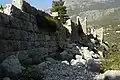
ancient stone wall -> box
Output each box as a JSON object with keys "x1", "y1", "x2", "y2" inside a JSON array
[{"x1": 0, "y1": 1, "x2": 60, "y2": 63}]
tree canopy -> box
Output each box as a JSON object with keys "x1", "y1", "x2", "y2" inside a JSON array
[
  {"x1": 50, "y1": 0, "x2": 69, "y2": 24},
  {"x1": 0, "y1": 5, "x2": 4, "y2": 11}
]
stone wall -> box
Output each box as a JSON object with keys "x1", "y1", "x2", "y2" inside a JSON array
[{"x1": 0, "y1": 1, "x2": 62, "y2": 63}]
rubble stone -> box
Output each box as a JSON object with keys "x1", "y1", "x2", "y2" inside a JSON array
[
  {"x1": 82, "y1": 47, "x2": 92, "y2": 60},
  {"x1": 1, "y1": 55, "x2": 23, "y2": 74},
  {"x1": 60, "y1": 50, "x2": 73, "y2": 61},
  {"x1": 86, "y1": 59, "x2": 100, "y2": 72}
]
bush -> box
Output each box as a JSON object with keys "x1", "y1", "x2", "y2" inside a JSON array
[
  {"x1": 36, "y1": 14, "x2": 57, "y2": 32},
  {"x1": 45, "y1": 16, "x2": 57, "y2": 31},
  {"x1": 45, "y1": 16, "x2": 56, "y2": 23},
  {"x1": 100, "y1": 49, "x2": 120, "y2": 72}
]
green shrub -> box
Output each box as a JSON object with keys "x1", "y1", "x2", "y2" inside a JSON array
[
  {"x1": 36, "y1": 14, "x2": 57, "y2": 32},
  {"x1": 100, "y1": 49, "x2": 120, "y2": 72},
  {"x1": 44, "y1": 16, "x2": 58, "y2": 32},
  {"x1": 45, "y1": 16, "x2": 56, "y2": 23}
]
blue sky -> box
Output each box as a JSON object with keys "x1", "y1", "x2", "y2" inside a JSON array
[{"x1": 0, "y1": 0, "x2": 52, "y2": 9}]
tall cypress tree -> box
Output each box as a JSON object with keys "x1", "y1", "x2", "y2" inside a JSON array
[{"x1": 50, "y1": 0, "x2": 69, "y2": 24}]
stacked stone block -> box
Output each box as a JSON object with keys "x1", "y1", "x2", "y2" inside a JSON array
[{"x1": 0, "y1": 1, "x2": 59, "y2": 62}]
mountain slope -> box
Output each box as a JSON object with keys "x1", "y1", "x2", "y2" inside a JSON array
[
  {"x1": 64, "y1": 0, "x2": 120, "y2": 22},
  {"x1": 64, "y1": 0, "x2": 120, "y2": 47}
]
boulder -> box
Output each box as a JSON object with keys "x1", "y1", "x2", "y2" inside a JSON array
[
  {"x1": 70, "y1": 59, "x2": 79, "y2": 66},
  {"x1": 86, "y1": 59, "x2": 100, "y2": 72},
  {"x1": 60, "y1": 50, "x2": 73, "y2": 61},
  {"x1": 95, "y1": 70, "x2": 120, "y2": 80},
  {"x1": 75, "y1": 55, "x2": 82, "y2": 60},
  {"x1": 79, "y1": 58, "x2": 86, "y2": 65},
  {"x1": 46, "y1": 57, "x2": 57, "y2": 63},
  {"x1": 1, "y1": 55, "x2": 23, "y2": 74},
  {"x1": 61, "y1": 60, "x2": 70, "y2": 65},
  {"x1": 70, "y1": 55, "x2": 86, "y2": 66},
  {"x1": 82, "y1": 47, "x2": 92, "y2": 60}
]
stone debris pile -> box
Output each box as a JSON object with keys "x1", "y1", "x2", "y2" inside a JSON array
[
  {"x1": 56, "y1": 41, "x2": 102, "y2": 73},
  {"x1": 39, "y1": 60, "x2": 97, "y2": 80}
]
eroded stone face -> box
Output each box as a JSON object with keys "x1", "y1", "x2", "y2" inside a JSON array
[
  {"x1": 12, "y1": 0, "x2": 23, "y2": 10},
  {"x1": 4, "y1": 4, "x2": 12, "y2": 15}
]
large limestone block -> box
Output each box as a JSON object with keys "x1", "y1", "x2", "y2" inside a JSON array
[
  {"x1": 0, "y1": 40, "x2": 7, "y2": 53},
  {"x1": 20, "y1": 41, "x2": 28, "y2": 50},
  {"x1": 33, "y1": 24, "x2": 39, "y2": 33},
  {"x1": 35, "y1": 41, "x2": 41, "y2": 48},
  {"x1": 11, "y1": 5, "x2": 30, "y2": 21},
  {"x1": 9, "y1": 16, "x2": 21, "y2": 29},
  {"x1": 29, "y1": 14, "x2": 37, "y2": 24},
  {"x1": 27, "y1": 22, "x2": 34, "y2": 32},
  {"x1": 28, "y1": 32, "x2": 35, "y2": 41},
  {"x1": 0, "y1": 40, "x2": 18, "y2": 52},
  {"x1": 20, "y1": 30, "x2": 28, "y2": 41},
  {"x1": 0, "y1": 13, "x2": 10, "y2": 27}
]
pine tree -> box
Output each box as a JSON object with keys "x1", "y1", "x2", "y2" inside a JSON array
[{"x1": 50, "y1": 0, "x2": 69, "y2": 24}]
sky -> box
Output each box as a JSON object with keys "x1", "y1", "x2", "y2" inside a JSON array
[{"x1": 0, "y1": 0, "x2": 52, "y2": 9}]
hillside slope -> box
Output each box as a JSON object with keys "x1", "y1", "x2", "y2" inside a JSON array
[{"x1": 64, "y1": 0, "x2": 120, "y2": 47}]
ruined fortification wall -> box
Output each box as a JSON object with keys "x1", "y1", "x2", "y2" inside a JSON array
[{"x1": 0, "y1": 1, "x2": 63, "y2": 63}]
